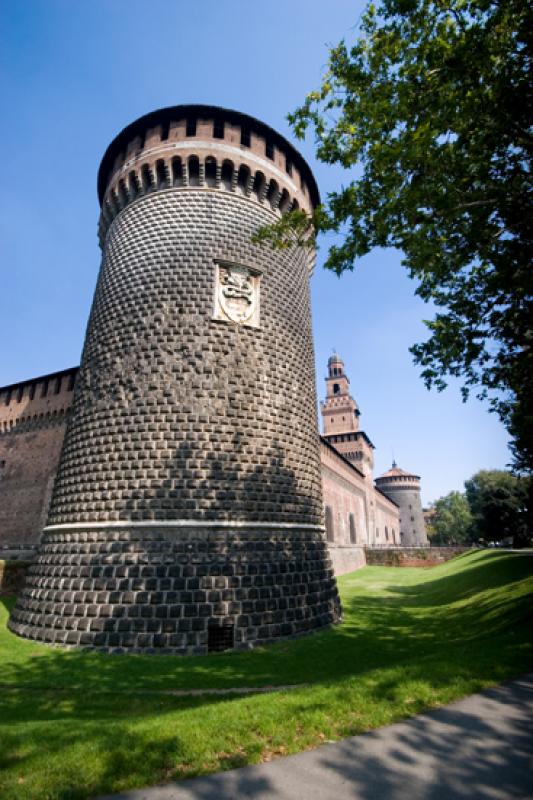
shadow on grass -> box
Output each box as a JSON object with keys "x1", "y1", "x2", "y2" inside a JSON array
[
  {"x1": 389, "y1": 551, "x2": 533, "y2": 605},
  {"x1": 1, "y1": 552, "x2": 532, "y2": 798},
  {"x1": 311, "y1": 677, "x2": 533, "y2": 800},
  {"x1": 3, "y1": 656, "x2": 531, "y2": 800},
  {"x1": 0, "y1": 683, "x2": 261, "y2": 799},
  {"x1": 149, "y1": 679, "x2": 533, "y2": 800},
  {"x1": 1, "y1": 553, "x2": 532, "y2": 694}
]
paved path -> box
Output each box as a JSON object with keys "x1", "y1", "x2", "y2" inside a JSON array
[{"x1": 103, "y1": 675, "x2": 533, "y2": 800}]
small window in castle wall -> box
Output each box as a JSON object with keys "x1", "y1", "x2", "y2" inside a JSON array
[
  {"x1": 156, "y1": 159, "x2": 167, "y2": 188},
  {"x1": 68, "y1": 373, "x2": 76, "y2": 391},
  {"x1": 213, "y1": 120, "x2": 224, "y2": 139},
  {"x1": 325, "y1": 506, "x2": 334, "y2": 542},
  {"x1": 188, "y1": 156, "x2": 200, "y2": 187},
  {"x1": 141, "y1": 164, "x2": 154, "y2": 192},
  {"x1": 221, "y1": 160, "x2": 234, "y2": 191},
  {"x1": 266, "y1": 179, "x2": 279, "y2": 208},
  {"x1": 285, "y1": 157, "x2": 292, "y2": 176},
  {"x1": 41, "y1": 380, "x2": 48, "y2": 398},
  {"x1": 240, "y1": 127, "x2": 250, "y2": 147},
  {"x1": 29, "y1": 383, "x2": 36, "y2": 400},
  {"x1": 349, "y1": 514, "x2": 357, "y2": 543},
  {"x1": 333, "y1": 383, "x2": 340, "y2": 395},
  {"x1": 265, "y1": 141, "x2": 274, "y2": 160},
  {"x1": 278, "y1": 188, "x2": 291, "y2": 214},
  {"x1": 186, "y1": 118, "x2": 197, "y2": 137},
  {"x1": 17, "y1": 386, "x2": 24, "y2": 402},
  {"x1": 385, "y1": 526, "x2": 389, "y2": 541},
  {"x1": 376, "y1": 528, "x2": 379, "y2": 538},
  {"x1": 252, "y1": 170, "x2": 266, "y2": 200},
  {"x1": 54, "y1": 377, "x2": 62, "y2": 394},
  {"x1": 205, "y1": 157, "x2": 217, "y2": 188},
  {"x1": 160, "y1": 120, "x2": 170, "y2": 141},
  {"x1": 237, "y1": 164, "x2": 251, "y2": 194}
]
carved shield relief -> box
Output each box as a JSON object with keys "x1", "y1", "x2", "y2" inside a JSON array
[{"x1": 213, "y1": 261, "x2": 261, "y2": 328}]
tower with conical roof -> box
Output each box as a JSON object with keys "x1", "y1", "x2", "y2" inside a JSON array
[
  {"x1": 375, "y1": 462, "x2": 428, "y2": 546},
  {"x1": 321, "y1": 353, "x2": 375, "y2": 481}
]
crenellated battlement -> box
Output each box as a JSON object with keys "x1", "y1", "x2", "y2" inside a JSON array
[
  {"x1": 97, "y1": 105, "x2": 319, "y2": 251},
  {"x1": 0, "y1": 368, "x2": 77, "y2": 434}
]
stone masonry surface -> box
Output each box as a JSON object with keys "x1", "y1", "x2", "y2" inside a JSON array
[
  {"x1": 9, "y1": 106, "x2": 341, "y2": 653},
  {"x1": 9, "y1": 527, "x2": 338, "y2": 653},
  {"x1": 48, "y1": 191, "x2": 323, "y2": 526}
]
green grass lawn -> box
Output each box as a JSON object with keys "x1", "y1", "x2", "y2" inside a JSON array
[{"x1": 1, "y1": 550, "x2": 532, "y2": 799}]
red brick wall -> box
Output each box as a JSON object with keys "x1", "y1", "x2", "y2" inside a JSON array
[
  {"x1": 365, "y1": 546, "x2": 471, "y2": 567},
  {"x1": 0, "y1": 370, "x2": 75, "y2": 547},
  {"x1": 320, "y1": 437, "x2": 400, "y2": 574},
  {"x1": 0, "y1": 424, "x2": 67, "y2": 546}
]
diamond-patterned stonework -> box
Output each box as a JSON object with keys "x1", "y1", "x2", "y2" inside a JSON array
[
  {"x1": 9, "y1": 115, "x2": 341, "y2": 653},
  {"x1": 9, "y1": 527, "x2": 339, "y2": 653}
]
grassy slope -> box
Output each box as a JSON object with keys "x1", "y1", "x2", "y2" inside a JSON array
[{"x1": 0, "y1": 550, "x2": 531, "y2": 799}]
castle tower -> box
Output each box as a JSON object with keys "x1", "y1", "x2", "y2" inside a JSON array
[
  {"x1": 375, "y1": 462, "x2": 428, "y2": 546},
  {"x1": 9, "y1": 105, "x2": 340, "y2": 653},
  {"x1": 321, "y1": 353, "x2": 374, "y2": 480}
]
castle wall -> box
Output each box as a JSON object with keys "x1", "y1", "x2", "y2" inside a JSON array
[
  {"x1": 321, "y1": 441, "x2": 368, "y2": 545},
  {"x1": 374, "y1": 495, "x2": 400, "y2": 546},
  {"x1": 0, "y1": 371, "x2": 75, "y2": 548},
  {"x1": 319, "y1": 437, "x2": 399, "y2": 574}
]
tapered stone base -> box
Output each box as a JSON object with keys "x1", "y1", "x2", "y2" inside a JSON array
[{"x1": 8, "y1": 525, "x2": 341, "y2": 654}]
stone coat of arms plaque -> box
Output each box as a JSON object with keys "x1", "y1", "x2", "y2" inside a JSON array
[{"x1": 213, "y1": 261, "x2": 261, "y2": 328}]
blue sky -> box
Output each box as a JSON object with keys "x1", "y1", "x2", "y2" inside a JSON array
[{"x1": 0, "y1": 0, "x2": 511, "y2": 504}]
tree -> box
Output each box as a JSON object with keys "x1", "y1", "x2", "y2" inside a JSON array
[
  {"x1": 257, "y1": 0, "x2": 533, "y2": 469},
  {"x1": 429, "y1": 491, "x2": 474, "y2": 545},
  {"x1": 465, "y1": 469, "x2": 532, "y2": 546}
]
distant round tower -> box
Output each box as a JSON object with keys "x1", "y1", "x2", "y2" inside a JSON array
[
  {"x1": 9, "y1": 105, "x2": 340, "y2": 653},
  {"x1": 375, "y1": 463, "x2": 428, "y2": 546}
]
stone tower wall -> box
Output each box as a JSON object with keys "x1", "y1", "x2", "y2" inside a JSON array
[
  {"x1": 9, "y1": 106, "x2": 340, "y2": 654},
  {"x1": 48, "y1": 191, "x2": 322, "y2": 526},
  {"x1": 374, "y1": 477, "x2": 428, "y2": 546}
]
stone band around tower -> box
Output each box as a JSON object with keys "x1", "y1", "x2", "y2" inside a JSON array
[{"x1": 9, "y1": 105, "x2": 341, "y2": 654}]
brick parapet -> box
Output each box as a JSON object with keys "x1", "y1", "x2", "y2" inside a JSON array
[
  {"x1": 97, "y1": 106, "x2": 317, "y2": 275},
  {"x1": 0, "y1": 368, "x2": 76, "y2": 434}
]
